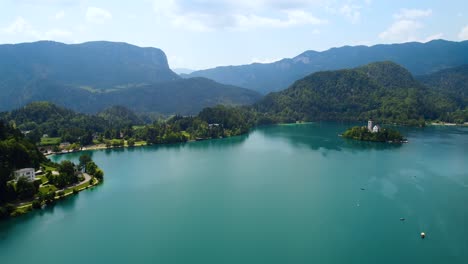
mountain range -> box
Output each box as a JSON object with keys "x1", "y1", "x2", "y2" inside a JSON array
[
  {"x1": 0, "y1": 41, "x2": 260, "y2": 114},
  {"x1": 186, "y1": 40, "x2": 468, "y2": 94}
]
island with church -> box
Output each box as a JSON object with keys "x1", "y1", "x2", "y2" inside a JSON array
[{"x1": 341, "y1": 120, "x2": 407, "y2": 143}]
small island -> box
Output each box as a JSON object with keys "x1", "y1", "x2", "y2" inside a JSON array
[{"x1": 342, "y1": 120, "x2": 407, "y2": 143}]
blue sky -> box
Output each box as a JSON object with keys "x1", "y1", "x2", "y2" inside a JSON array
[{"x1": 1, "y1": 0, "x2": 467, "y2": 69}]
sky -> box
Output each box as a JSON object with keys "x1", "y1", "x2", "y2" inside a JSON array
[{"x1": 0, "y1": 0, "x2": 467, "y2": 70}]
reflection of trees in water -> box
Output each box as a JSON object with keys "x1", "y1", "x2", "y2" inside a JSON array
[
  {"x1": 122, "y1": 133, "x2": 250, "y2": 154},
  {"x1": 0, "y1": 193, "x2": 80, "y2": 236},
  {"x1": 255, "y1": 123, "x2": 403, "y2": 152}
]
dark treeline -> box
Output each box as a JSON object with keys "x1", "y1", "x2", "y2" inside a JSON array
[
  {"x1": 0, "y1": 102, "x2": 147, "y2": 145},
  {"x1": 0, "y1": 121, "x2": 45, "y2": 206}
]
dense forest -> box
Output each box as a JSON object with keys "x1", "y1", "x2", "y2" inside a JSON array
[
  {"x1": 0, "y1": 102, "x2": 137, "y2": 145},
  {"x1": 418, "y1": 64, "x2": 468, "y2": 121},
  {"x1": 253, "y1": 62, "x2": 467, "y2": 125},
  {"x1": 0, "y1": 102, "x2": 263, "y2": 149},
  {"x1": 0, "y1": 121, "x2": 45, "y2": 206}
]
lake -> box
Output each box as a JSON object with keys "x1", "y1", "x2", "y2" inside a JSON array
[{"x1": 1, "y1": 123, "x2": 467, "y2": 264}]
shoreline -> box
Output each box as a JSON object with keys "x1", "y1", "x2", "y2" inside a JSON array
[
  {"x1": 45, "y1": 120, "x2": 467, "y2": 158},
  {"x1": 8, "y1": 176, "x2": 102, "y2": 219},
  {"x1": 429, "y1": 122, "x2": 468, "y2": 126}
]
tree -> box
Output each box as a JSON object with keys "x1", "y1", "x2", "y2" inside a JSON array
[
  {"x1": 85, "y1": 162, "x2": 98, "y2": 175},
  {"x1": 57, "y1": 160, "x2": 78, "y2": 187},
  {"x1": 44, "y1": 191, "x2": 56, "y2": 204},
  {"x1": 16, "y1": 177, "x2": 37, "y2": 200},
  {"x1": 94, "y1": 169, "x2": 104, "y2": 181},
  {"x1": 32, "y1": 199, "x2": 42, "y2": 209},
  {"x1": 79, "y1": 154, "x2": 92, "y2": 170}
]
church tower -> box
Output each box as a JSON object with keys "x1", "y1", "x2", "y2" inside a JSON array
[{"x1": 368, "y1": 119, "x2": 373, "y2": 132}]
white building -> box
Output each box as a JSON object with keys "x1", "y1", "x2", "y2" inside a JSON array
[
  {"x1": 13, "y1": 168, "x2": 36, "y2": 182},
  {"x1": 368, "y1": 119, "x2": 381, "y2": 133},
  {"x1": 372, "y1": 125, "x2": 381, "y2": 133},
  {"x1": 368, "y1": 120, "x2": 374, "y2": 132}
]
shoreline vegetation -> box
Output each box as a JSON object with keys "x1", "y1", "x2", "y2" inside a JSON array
[
  {"x1": 1, "y1": 105, "x2": 465, "y2": 219},
  {"x1": 45, "y1": 119, "x2": 467, "y2": 157},
  {"x1": 342, "y1": 126, "x2": 407, "y2": 143},
  {"x1": 0, "y1": 153, "x2": 104, "y2": 220}
]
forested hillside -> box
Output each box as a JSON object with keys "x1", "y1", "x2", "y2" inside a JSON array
[
  {"x1": 254, "y1": 62, "x2": 466, "y2": 124},
  {"x1": 0, "y1": 121, "x2": 45, "y2": 205},
  {"x1": 418, "y1": 64, "x2": 468, "y2": 108},
  {"x1": 0, "y1": 102, "x2": 141, "y2": 145}
]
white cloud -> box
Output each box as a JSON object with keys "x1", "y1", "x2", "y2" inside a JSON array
[
  {"x1": 394, "y1": 8, "x2": 432, "y2": 20},
  {"x1": 55, "y1": 10, "x2": 65, "y2": 20},
  {"x1": 458, "y1": 25, "x2": 468, "y2": 40},
  {"x1": 422, "y1": 33, "x2": 443, "y2": 42},
  {"x1": 153, "y1": 0, "x2": 327, "y2": 31},
  {"x1": 86, "y1": 6, "x2": 112, "y2": 24},
  {"x1": 2, "y1": 16, "x2": 41, "y2": 39},
  {"x1": 379, "y1": 20, "x2": 422, "y2": 42},
  {"x1": 379, "y1": 8, "x2": 436, "y2": 43},
  {"x1": 2, "y1": 16, "x2": 73, "y2": 42},
  {"x1": 339, "y1": 4, "x2": 361, "y2": 24},
  {"x1": 4, "y1": 16, "x2": 33, "y2": 34},
  {"x1": 235, "y1": 10, "x2": 326, "y2": 30}
]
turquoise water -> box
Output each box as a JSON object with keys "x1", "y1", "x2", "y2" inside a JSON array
[{"x1": 1, "y1": 123, "x2": 467, "y2": 263}]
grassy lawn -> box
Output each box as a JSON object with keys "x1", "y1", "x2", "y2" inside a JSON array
[
  {"x1": 41, "y1": 163, "x2": 58, "y2": 173},
  {"x1": 14, "y1": 204, "x2": 32, "y2": 214},
  {"x1": 134, "y1": 141, "x2": 147, "y2": 146},
  {"x1": 39, "y1": 185, "x2": 57, "y2": 195},
  {"x1": 40, "y1": 137, "x2": 61, "y2": 146},
  {"x1": 38, "y1": 175, "x2": 48, "y2": 184}
]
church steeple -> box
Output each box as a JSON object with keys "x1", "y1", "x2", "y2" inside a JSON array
[{"x1": 368, "y1": 119, "x2": 374, "y2": 132}]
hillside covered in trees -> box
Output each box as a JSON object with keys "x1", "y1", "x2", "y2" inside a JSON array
[
  {"x1": 253, "y1": 62, "x2": 467, "y2": 125},
  {"x1": 0, "y1": 102, "x2": 144, "y2": 145},
  {"x1": 0, "y1": 102, "x2": 263, "y2": 149},
  {"x1": 0, "y1": 121, "x2": 45, "y2": 205}
]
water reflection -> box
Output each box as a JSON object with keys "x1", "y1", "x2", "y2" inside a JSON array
[
  {"x1": 255, "y1": 122, "x2": 404, "y2": 152},
  {"x1": 0, "y1": 193, "x2": 79, "y2": 239}
]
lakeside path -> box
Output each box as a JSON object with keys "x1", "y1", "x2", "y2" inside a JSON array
[{"x1": 14, "y1": 173, "x2": 94, "y2": 209}]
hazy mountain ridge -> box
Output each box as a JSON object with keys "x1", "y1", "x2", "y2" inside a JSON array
[
  {"x1": 1, "y1": 77, "x2": 261, "y2": 115},
  {"x1": 187, "y1": 40, "x2": 468, "y2": 94},
  {"x1": 0, "y1": 41, "x2": 261, "y2": 114}
]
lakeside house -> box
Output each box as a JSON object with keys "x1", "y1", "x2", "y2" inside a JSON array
[
  {"x1": 367, "y1": 119, "x2": 381, "y2": 133},
  {"x1": 13, "y1": 168, "x2": 36, "y2": 182}
]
